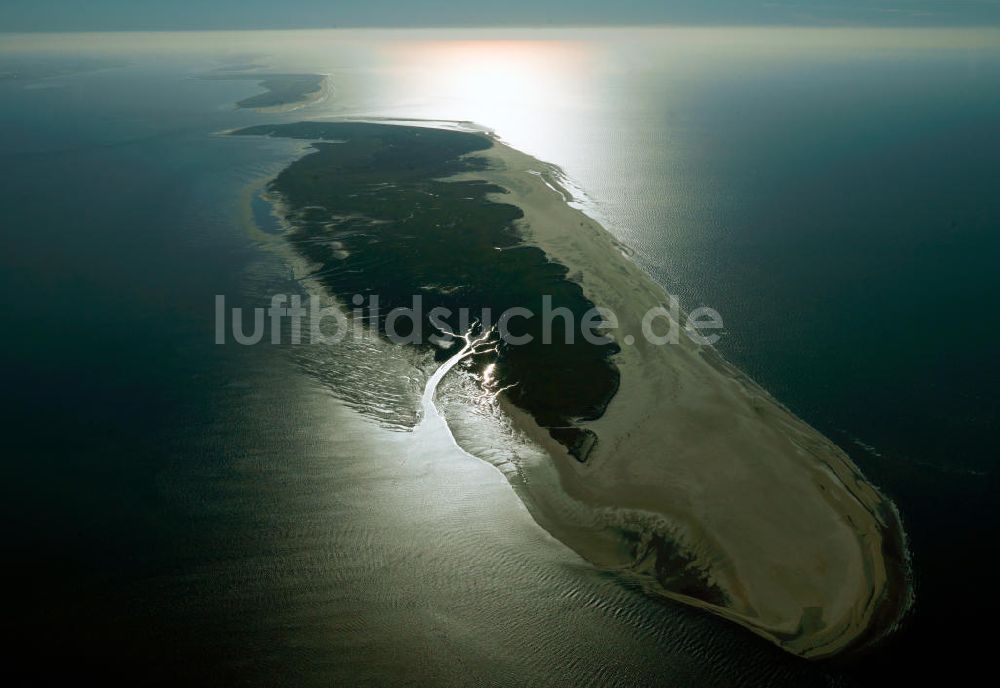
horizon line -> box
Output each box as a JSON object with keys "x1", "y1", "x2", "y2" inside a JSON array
[{"x1": 4, "y1": 22, "x2": 1000, "y2": 35}]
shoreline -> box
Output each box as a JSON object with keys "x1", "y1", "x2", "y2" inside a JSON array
[
  {"x1": 231, "y1": 120, "x2": 913, "y2": 659},
  {"x1": 452, "y1": 136, "x2": 913, "y2": 659},
  {"x1": 200, "y1": 72, "x2": 330, "y2": 112},
  {"x1": 248, "y1": 74, "x2": 330, "y2": 113}
]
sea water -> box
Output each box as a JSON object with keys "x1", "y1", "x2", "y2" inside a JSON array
[{"x1": 3, "y1": 28, "x2": 999, "y2": 684}]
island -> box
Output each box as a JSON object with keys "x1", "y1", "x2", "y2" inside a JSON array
[
  {"x1": 202, "y1": 72, "x2": 328, "y2": 110},
  {"x1": 232, "y1": 121, "x2": 913, "y2": 659}
]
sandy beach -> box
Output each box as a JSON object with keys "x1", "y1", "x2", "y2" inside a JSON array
[{"x1": 448, "y1": 137, "x2": 914, "y2": 659}]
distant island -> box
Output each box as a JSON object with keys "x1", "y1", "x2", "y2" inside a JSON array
[
  {"x1": 233, "y1": 121, "x2": 913, "y2": 659},
  {"x1": 203, "y1": 72, "x2": 327, "y2": 110}
]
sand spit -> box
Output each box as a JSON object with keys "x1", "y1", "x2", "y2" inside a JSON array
[{"x1": 449, "y1": 138, "x2": 913, "y2": 659}]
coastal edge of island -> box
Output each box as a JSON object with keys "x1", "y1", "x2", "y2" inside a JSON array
[{"x1": 230, "y1": 120, "x2": 914, "y2": 660}]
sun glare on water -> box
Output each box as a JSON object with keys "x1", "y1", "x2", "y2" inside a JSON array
[{"x1": 372, "y1": 38, "x2": 594, "y2": 145}]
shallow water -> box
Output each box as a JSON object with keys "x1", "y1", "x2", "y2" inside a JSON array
[{"x1": 3, "y1": 28, "x2": 999, "y2": 684}]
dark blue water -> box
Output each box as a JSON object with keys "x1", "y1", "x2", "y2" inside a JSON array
[
  {"x1": 620, "y1": 54, "x2": 1000, "y2": 678},
  {"x1": 0, "y1": 61, "x2": 314, "y2": 679},
  {"x1": 2, "y1": 36, "x2": 999, "y2": 686}
]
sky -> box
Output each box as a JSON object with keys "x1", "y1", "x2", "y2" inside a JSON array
[{"x1": 2, "y1": 0, "x2": 1000, "y2": 32}]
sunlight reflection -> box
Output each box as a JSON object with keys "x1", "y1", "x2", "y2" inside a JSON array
[{"x1": 372, "y1": 39, "x2": 594, "y2": 147}]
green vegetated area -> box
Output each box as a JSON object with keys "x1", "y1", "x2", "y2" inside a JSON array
[{"x1": 234, "y1": 122, "x2": 620, "y2": 460}]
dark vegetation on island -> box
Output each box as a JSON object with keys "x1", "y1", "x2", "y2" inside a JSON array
[
  {"x1": 233, "y1": 122, "x2": 620, "y2": 460},
  {"x1": 203, "y1": 73, "x2": 325, "y2": 109}
]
